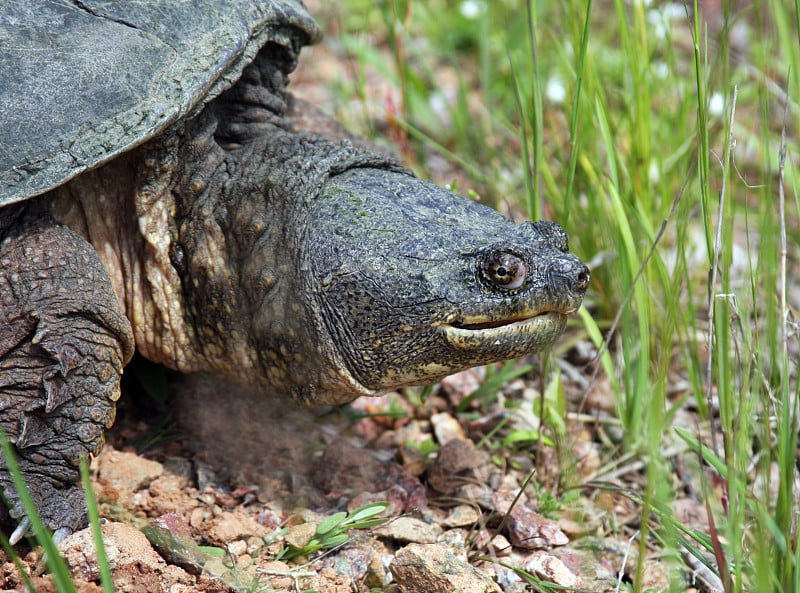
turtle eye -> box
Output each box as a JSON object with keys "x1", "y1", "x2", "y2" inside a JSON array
[{"x1": 481, "y1": 252, "x2": 528, "y2": 290}]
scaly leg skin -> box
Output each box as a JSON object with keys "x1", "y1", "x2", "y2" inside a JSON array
[{"x1": 0, "y1": 204, "x2": 134, "y2": 543}]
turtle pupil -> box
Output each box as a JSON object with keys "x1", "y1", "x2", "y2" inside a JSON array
[{"x1": 496, "y1": 266, "x2": 507, "y2": 278}]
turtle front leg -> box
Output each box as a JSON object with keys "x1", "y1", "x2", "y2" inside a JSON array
[{"x1": 0, "y1": 204, "x2": 134, "y2": 542}]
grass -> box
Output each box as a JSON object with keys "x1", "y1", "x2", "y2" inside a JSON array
[{"x1": 318, "y1": 0, "x2": 800, "y2": 590}]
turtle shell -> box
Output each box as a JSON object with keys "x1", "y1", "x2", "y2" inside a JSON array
[{"x1": 0, "y1": 0, "x2": 320, "y2": 206}]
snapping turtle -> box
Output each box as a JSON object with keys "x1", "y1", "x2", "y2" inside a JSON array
[{"x1": 0, "y1": 0, "x2": 589, "y2": 541}]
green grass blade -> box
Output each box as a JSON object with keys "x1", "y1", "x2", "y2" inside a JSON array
[{"x1": 81, "y1": 460, "x2": 114, "y2": 593}]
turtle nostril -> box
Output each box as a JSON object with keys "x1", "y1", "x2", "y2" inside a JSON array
[{"x1": 576, "y1": 264, "x2": 591, "y2": 291}]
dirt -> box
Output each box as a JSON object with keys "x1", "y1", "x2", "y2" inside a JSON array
[{"x1": 0, "y1": 361, "x2": 690, "y2": 593}]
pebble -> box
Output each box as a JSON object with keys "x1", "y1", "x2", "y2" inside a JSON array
[
  {"x1": 374, "y1": 516, "x2": 440, "y2": 544},
  {"x1": 390, "y1": 543, "x2": 501, "y2": 593}
]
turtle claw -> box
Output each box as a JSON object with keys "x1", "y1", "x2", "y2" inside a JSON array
[
  {"x1": 7, "y1": 516, "x2": 74, "y2": 546},
  {"x1": 52, "y1": 526, "x2": 72, "y2": 545},
  {"x1": 9, "y1": 516, "x2": 31, "y2": 545}
]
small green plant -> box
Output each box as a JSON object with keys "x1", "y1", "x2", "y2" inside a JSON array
[
  {"x1": 277, "y1": 501, "x2": 388, "y2": 561},
  {"x1": 405, "y1": 436, "x2": 438, "y2": 458}
]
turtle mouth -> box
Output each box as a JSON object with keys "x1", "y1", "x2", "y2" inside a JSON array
[{"x1": 441, "y1": 311, "x2": 568, "y2": 352}]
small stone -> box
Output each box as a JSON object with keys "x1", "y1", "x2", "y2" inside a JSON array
[
  {"x1": 205, "y1": 510, "x2": 270, "y2": 545},
  {"x1": 322, "y1": 542, "x2": 392, "y2": 589},
  {"x1": 430, "y1": 412, "x2": 466, "y2": 444},
  {"x1": 524, "y1": 553, "x2": 577, "y2": 587},
  {"x1": 374, "y1": 516, "x2": 440, "y2": 544},
  {"x1": 390, "y1": 543, "x2": 501, "y2": 593},
  {"x1": 440, "y1": 368, "x2": 484, "y2": 406},
  {"x1": 506, "y1": 504, "x2": 569, "y2": 550},
  {"x1": 444, "y1": 505, "x2": 480, "y2": 528},
  {"x1": 189, "y1": 507, "x2": 207, "y2": 529},
  {"x1": 95, "y1": 448, "x2": 164, "y2": 506},
  {"x1": 226, "y1": 540, "x2": 247, "y2": 556},
  {"x1": 427, "y1": 439, "x2": 495, "y2": 497},
  {"x1": 472, "y1": 531, "x2": 512, "y2": 557},
  {"x1": 283, "y1": 521, "x2": 318, "y2": 549},
  {"x1": 398, "y1": 445, "x2": 427, "y2": 476},
  {"x1": 143, "y1": 516, "x2": 206, "y2": 575}
]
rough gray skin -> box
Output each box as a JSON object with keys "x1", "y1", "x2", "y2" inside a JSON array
[{"x1": 0, "y1": 1, "x2": 590, "y2": 541}]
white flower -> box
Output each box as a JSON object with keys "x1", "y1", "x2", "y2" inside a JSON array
[
  {"x1": 651, "y1": 61, "x2": 669, "y2": 79},
  {"x1": 545, "y1": 77, "x2": 566, "y2": 104},
  {"x1": 460, "y1": 0, "x2": 485, "y2": 19},
  {"x1": 648, "y1": 161, "x2": 661, "y2": 184},
  {"x1": 708, "y1": 92, "x2": 725, "y2": 116}
]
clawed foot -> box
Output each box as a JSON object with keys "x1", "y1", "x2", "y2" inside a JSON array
[{"x1": 2, "y1": 477, "x2": 87, "y2": 546}]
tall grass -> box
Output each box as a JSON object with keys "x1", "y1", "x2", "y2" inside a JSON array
[{"x1": 325, "y1": 0, "x2": 800, "y2": 590}]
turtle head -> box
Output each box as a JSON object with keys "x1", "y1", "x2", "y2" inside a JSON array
[{"x1": 302, "y1": 168, "x2": 590, "y2": 400}]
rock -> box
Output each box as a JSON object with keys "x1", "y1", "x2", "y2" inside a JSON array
[
  {"x1": 390, "y1": 543, "x2": 501, "y2": 593},
  {"x1": 426, "y1": 439, "x2": 498, "y2": 500},
  {"x1": 506, "y1": 504, "x2": 569, "y2": 550},
  {"x1": 397, "y1": 445, "x2": 428, "y2": 477},
  {"x1": 143, "y1": 513, "x2": 206, "y2": 574},
  {"x1": 283, "y1": 521, "x2": 318, "y2": 549},
  {"x1": 322, "y1": 539, "x2": 392, "y2": 590},
  {"x1": 430, "y1": 412, "x2": 466, "y2": 444},
  {"x1": 443, "y1": 505, "x2": 480, "y2": 528},
  {"x1": 440, "y1": 368, "x2": 484, "y2": 406},
  {"x1": 374, "y1": 517, "x2": 440, "y2": 544},
  {"x1": 524, "y1": 553, "x2": 577, "y2": 587},
  {"x1": 348, "y1": 486, "x2": 415, "y2": 517},
  {"x1": 60, "y1": 521, "x2": 192, "y2": 592},
  {"x1": 205, "y1": 510, "x2": 271, "y2": 545},
  {"x1": 471, "y1": 531, "x2": 512, "y2": 557},
  {"x1": 95, "y1": 448, "x2": 164, "y2": 507}
]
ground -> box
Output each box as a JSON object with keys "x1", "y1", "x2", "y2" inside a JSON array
[
  {"x1": 1, "y1": 365, "x2": 689, "y2": 593},
  {"x1": 2, "y1": 344, "x2": 715, "y2": 593}
]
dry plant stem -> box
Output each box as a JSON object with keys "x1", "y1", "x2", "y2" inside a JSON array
[
  {"x1": 614, "y1": 530, "x2": 639, "y2": 593},
  {"x1": 682, "y1": 548, "x2": 725, "y2": 593},
  {"x1": 491, "y1": 468, "x2": 536, "y2": 549},
  {"x1": 583, "y1": 445, "x2": 684, "y2": 484},
  {"x1": 536, "y1": 355, "x2": 546, "y2": 477}
]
